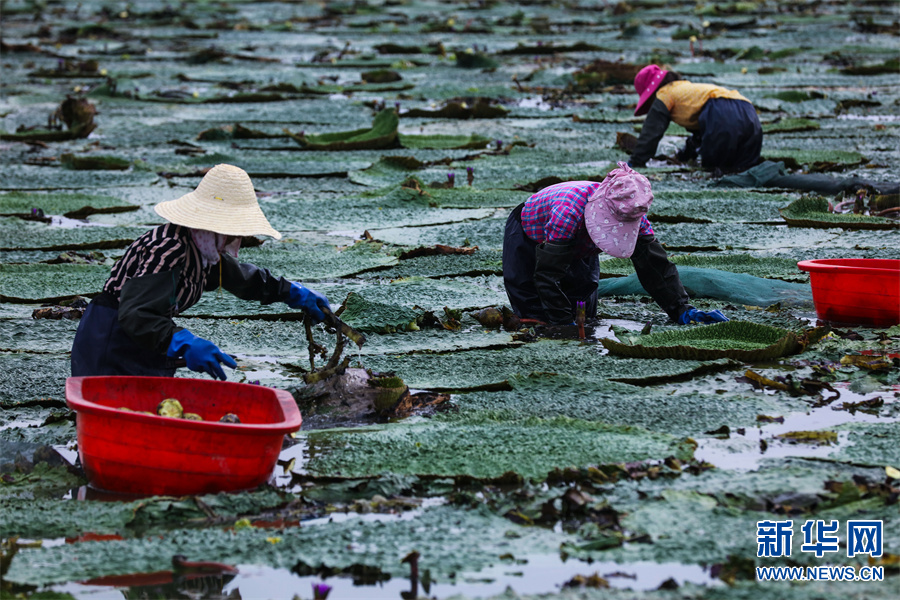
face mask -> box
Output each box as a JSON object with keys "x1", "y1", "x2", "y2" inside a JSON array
[{"x1": 190, "y1": 228, "x2": 241, "y2": 269}]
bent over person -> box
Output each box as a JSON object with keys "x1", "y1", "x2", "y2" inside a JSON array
[
  {"x1": 502, "y1": 162, "x2": 727, "y2": 326},
  {"x1": 71, "y1": 163, "x2": 331, "y2": 380},
  {"x1": 629, "y1": 64, "x2": 762, "y2": 173}
]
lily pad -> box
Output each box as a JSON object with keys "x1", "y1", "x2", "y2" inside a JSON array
[
  {"x1": 454, "y1": 371, "x2": 800, "y2": 437},
  {"x1": 762, "y1": 118, "x2": 821, "y2": 134},
  {"x1": 761, "y1": 149, "x2": 865, "y2": 172},
  {"x1": 650, "y1": 190, "x2": 796, "y2": 224},
  {"x1": 60, "y1": 153, "x2": 132, "y2": 171},
  {"x1": 0, "y1": 191, "x2": 138, "y2": 219},
  {"x1": 4, "y1": 504, "x2": 567, "y2": 586},
  {"x1": 0, "y1": 166, "x2": 160, "y2": 190},
  {"x1": 237, "y1": 241, "x2": 398, "y2": 281},
  {"x1": 304, "y1": 416, "x2": 694, "y2": 481},
  {"x1": 404, "y1": 98, "x2": 508, "y2": 119},
  {"x1": 285, "y1": 109, "x2": 399, "y2": 151},
  {"x1": 364, "y1": 339, "x2": 750, "y2": 391},
  {"x1": 0, "y1": 354, "x2": 69, "y2": 409},
  {"x1": 399, "y1": 133, "x2": 492, "y2": 150},
  {"x1": 831, "y1": 422, "x2": 900, "y2": 467},
  {"x1": 357, "y1": 249, "x2": 502, "y2": 279},
  {"x1": 338, "y1": 291, "x2": 424, "y2": 334},
  {"x1": 780, "y1": 196, "x2": 899, "y2": 230},
  {"x1": 601, "y1": 321, "x2": 819, "y2": 361},
  {"x1": 1, "y1": 489, "x2": 285, "y2": 540},
  {"x1": 0, "y1": 263, "x2": 109, "y2": 302}
]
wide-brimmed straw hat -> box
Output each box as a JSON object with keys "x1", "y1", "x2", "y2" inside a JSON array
[
  {"x1": 154, "y1": 164, "x2": 281, "y2": 239},
  {"x1": 633, "y1": 64, "x2": 668, "y2": 116},
  {"x1": 584, "y1": 162, "x2": 653, "y2": 259}
]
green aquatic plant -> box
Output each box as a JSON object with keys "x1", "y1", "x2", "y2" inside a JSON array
[
  {"x1": 284, "y1": 109, "x2": 399, "y2": 151},
  {"x1": 304, "y1": 416, "x2": 694, "y2": 480},
  {"x1": 337, "y1": 292, "x2": 423, "y2": 334},
  {"x1": 780, "y1": 196, "x2": 899, "y2": 230},
  {"x1": 0, "y1": 96, "x2": 97, "y2": 142},
  {"x1": 601, "y1": 321, "x2": 825, "y2": 361},
  {"x1": 762, "y1": 149, "x2": 864, "y2": 172},
  {"x1": 399, "y1": 133, "x2": 492, "y2": 149},
  {"x1": 60, "y1": 153, "x2": 132, "y2": 171},
  {"x1": 762, "y1": 118, "x2": 821, "y2": 134},
  {"x1": 0, "y1": 191, "x2": 136, "y2": 219}
]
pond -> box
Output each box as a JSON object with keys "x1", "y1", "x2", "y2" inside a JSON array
[{"x1": 1, "y1": 1, "x2": 897, "y2": 599}]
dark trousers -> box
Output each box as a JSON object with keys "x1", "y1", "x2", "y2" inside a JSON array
[
  {"x1": 502, "y1": 205, "x2": 691, "y2": 322},
  {"x1": 502, "y1": 204, "x2": 599, "y2": 322},
  {"x1": 71, "y1": 299, "x2": 177, "y2": 378},
  {"x1": 699, "y1": 98, "x2": 762, "y2": 172}
]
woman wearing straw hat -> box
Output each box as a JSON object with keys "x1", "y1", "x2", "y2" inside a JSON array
[
  {"x1": 71, "y1": 164, "x2": 332, "y2": 381},
  {"x1": 628, "y1": 65, "x2": 762, "y2": 173},
  {"x1": 503, "y1": 162, "x2": 727, "y2": 327}
]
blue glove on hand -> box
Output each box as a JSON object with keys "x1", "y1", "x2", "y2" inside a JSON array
[
  {"x1": 167, "y1": 329, "x2": 237, "y2": 381},
  {"x1": 678, "y1": 308, "x2": 729, "y2": 325},
  {"x1": 286, "y1": 282, "x2": 331, "y2": 323}
]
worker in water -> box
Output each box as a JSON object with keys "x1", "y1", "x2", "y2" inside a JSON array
[
  {"x1": 628, "y1": 64, "x2": 762, "y2": 173},
  {"x1": 71, "y1": 164, "x2": 331, "y2": 381},
  {"x1": 502, "y1": 162, "x2": 727, "y2": 327}
]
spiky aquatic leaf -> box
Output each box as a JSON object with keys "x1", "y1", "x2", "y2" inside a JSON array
[
  {"x1": 601, "y1": 321, "x2": 811, "y2": 361},
  {"x1": 780, "y1": 196, "x2": 899, "y2": 230}
]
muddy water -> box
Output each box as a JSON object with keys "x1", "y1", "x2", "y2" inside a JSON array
[{"x1": 695, "y1": 383, "x2": 900, "y2": 469}]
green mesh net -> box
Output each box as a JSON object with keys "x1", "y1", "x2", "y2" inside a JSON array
[{"x1": 597, "y1": 267, "x2": 814, "y2": 308}]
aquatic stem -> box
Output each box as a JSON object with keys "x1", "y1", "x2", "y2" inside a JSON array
[
  {"x1": 576, "y1": 301, "x2": 586, "y2": 340},
  {"x1": 323, "y1": 326, "x2": 344, "y2": 372},
  {"x1": 304, "y1": 315, "x2": 316, "y2": 372},
  {"x1": 303, "y1": 312, "x2": 352, "y2": 384},
  {"x1": 402, "y1": 551, "x2": 420, "y2": 600}
]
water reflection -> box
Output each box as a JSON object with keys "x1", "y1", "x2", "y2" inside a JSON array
[
  {"x1": 694, "y1": 382, "x2": 899, "y2": 470},
  {"x1": 53, "y1": 556, "x2": 718, "y2": 600},
  {"x1": 54, "y1": 572, "x2": 239, "y2": 600}
]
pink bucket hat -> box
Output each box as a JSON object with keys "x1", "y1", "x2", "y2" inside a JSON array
[
  {"x1": 633, "y1": 64, "x2": 668, "y2": 116},
  {"x1": 584, "y1": 162, "x2": 653, "y2": 258}
]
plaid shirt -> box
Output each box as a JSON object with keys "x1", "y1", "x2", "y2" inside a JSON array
[{"x1": 520, "y1": 181, "x2": 654, "y2": 257}]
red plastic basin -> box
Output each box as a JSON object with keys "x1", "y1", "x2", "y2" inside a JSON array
[
  {"x1": 66, "y1": 376, "x2": 302, "y2": 496},
  {"x1": 797, "y1": 259, "x2": 900, "y2": 327}
]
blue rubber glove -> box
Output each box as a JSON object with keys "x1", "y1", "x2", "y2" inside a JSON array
[
  {"x1": 286, "y1": 282, "x2": 331, "y2": 323},
  {"x1": 678, "y1": 308, "x2": 729, "y2": 325},
  {"x1": 167, "y1": 329, "x2": 237, "y2": 381}
]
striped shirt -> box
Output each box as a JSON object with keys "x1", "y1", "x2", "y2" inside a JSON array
[
  {"x1": 520, "y1": 181, "x2": 654, "y2": 256},
  {"x1": 103, "y1": 223, "x2": 212, "y2": 315}
]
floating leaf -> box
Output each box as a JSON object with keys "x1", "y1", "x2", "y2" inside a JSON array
[
  {"x1": 337, "y1": 292, "x2": 423, "y2": 334},
  {"x1": 601, "y1": 321, "x2": 820, "y2": 361},
  {"x1": 284, "y1": 109, "x2": 399, "y2": 151},
  {"x1": 780, "y1": 196, "x2": 898, "y2": 230},
  {"x1": 60, "y1": 153, "x2": 132, "y2": 171},
  {"x1": 404, "y1": 98, "x2": 508, "y2": 119},
  {"x1": 775, "y1": 430, "x2": 838, "y2": 445}
]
